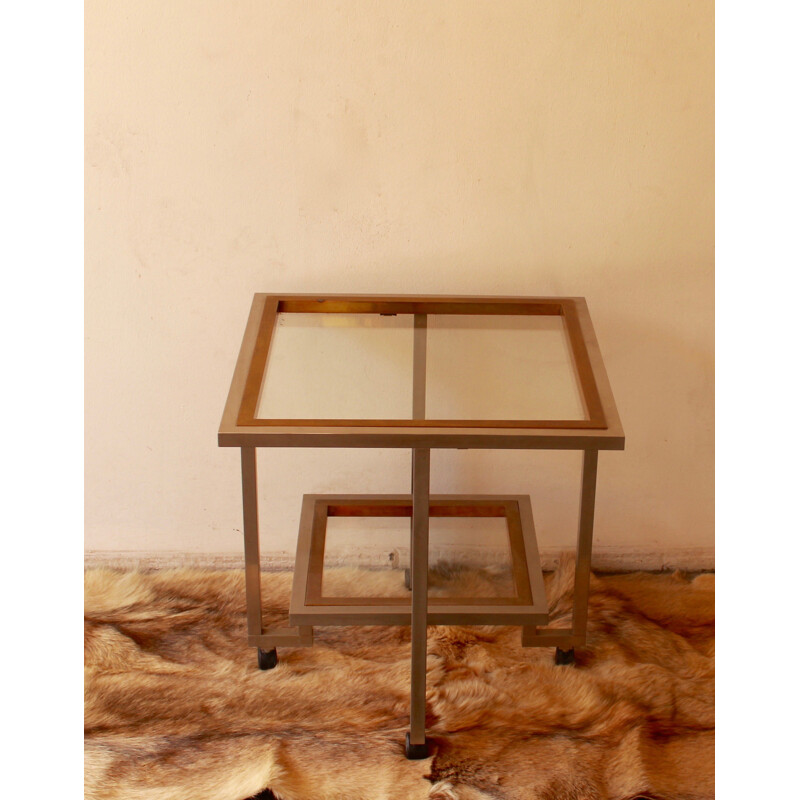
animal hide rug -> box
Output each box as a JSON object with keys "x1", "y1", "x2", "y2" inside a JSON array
[{"x1": 84, "y1": 557, "x2": 714, "y2": 800}]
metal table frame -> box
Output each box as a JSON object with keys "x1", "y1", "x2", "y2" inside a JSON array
[{"x1": 219, "y1": 293, "x2": 624, "y2": 759}]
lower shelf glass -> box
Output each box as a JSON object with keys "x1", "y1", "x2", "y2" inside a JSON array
[{"x1": 288, "y1": 494, "x2": 549, "y2": 627}]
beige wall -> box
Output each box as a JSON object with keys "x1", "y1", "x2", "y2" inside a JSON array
[{"x1": 85, "y1": 1, "x2": 714, "y2": 562}]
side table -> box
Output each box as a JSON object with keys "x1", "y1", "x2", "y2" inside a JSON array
[{"x1": 218, "y1": 294, "x2": 624, "y2": 759}]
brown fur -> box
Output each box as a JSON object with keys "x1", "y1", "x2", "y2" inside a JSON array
[{"x1": 85, "y1": 558, "x2": 714, "y2": 799}]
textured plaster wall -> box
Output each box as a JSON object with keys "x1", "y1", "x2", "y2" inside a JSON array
[{"x1": 85, "y1": 1, "x2": 714, "y2": 559}]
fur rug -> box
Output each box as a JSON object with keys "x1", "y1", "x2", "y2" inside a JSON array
[{"x1": 85, "y1": 558, "x2": 714, "y2": 800}]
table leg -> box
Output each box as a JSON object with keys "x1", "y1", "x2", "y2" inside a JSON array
[
  {"x1": 241, "y1": 447, "x2": 313, "y2": 670},
  {"x1": 406, "y1": 447, "x2": 431, "y2": 759},
  {"x1": 521, "y1": 448, "x2": 598, "y2": 662},
  {"x1": 570, "y1": 448, "x2": 598, "y2": 644},
  {"x1": 405, "y1": 313, "x2": 428, "y2": 593},
  {"x1": 405, "y1": 463, "x2": 415, "y2": 592},
  {"x1": 241, "y1": 447, "x2": 264, "y2": 639}
]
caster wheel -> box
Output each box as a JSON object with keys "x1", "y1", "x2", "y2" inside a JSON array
[
  {"x1": 258, "y1": 648, "x2": 278, "y2": 670},
  {"x1": 405, "y1": 732, "x2": 430, "y2": 760},
  {"x1": 246, "y1": 789, "x2": 279, "y2": 800},
  {"x1": 555, "y1": 647, "x2": 575, "y2": 666},
  {"x1": 404, "y1": 568, "x2": 412, "y2": 591}
]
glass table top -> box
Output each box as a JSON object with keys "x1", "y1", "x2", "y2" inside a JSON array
[
  {"x1": 221, "y1": 294, "x2": 623, "y2": 444},
  {"x1": 257, "y1": 312, "x2": 584, "y2": 422}
]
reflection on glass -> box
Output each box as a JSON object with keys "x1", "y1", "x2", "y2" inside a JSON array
[
  {"x1": 321, "y1": 516, "x2": 514, "y2": 599},
  {"x1": 426, "y1": 314, "x2": 585, "y2": 420},
  {"x1": 257, "y1": 313, "x2": 414, "y2": 420},
  {"x1": 428, "y1": 517, "x2": 514, "y2": 598},
  {"x1": 322, "y1": 516, "x2": 410, "y2": 598}
]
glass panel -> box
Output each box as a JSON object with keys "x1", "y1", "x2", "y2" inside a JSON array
[
  {"x1": 322, "y1": 516, "x2": 410, "y2": 598},
  {"x1": 257, "y1": 313, "x2": 414, "y2": 420},
  {"x1": 257, "y1": 310, "x2": 585, "y2": 422},
  {"x1": 425, "y1": 314, "x2": 585, "y2": 420},
  {"x1": 321, "y1": 515, "x2": 515, "y2": 599},
  {"x1": 429, "y1": 516, "x2": 514, "y2": 598}
]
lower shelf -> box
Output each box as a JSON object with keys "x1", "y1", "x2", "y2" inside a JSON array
[{"x1": 288, "y1": 494, "x2": 550, "y2": 627}]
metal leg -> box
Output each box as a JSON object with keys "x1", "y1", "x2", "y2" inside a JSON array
[
  {"x1": 571, "y1": 448, "x2": 598, "y2": 645},
  {"x1": 242, "y1": 448, "x2": 277, "y2": 670},
  {"x1": 407, "y1": 465, "x2": 414, "y2": 592},
  {"x1": 242, "y1": 447, "x2": 313, "y2": 669},
  {"x1": 406, "y1": 313, "x2": 427, "y2": 595},
  {"x1": 406, "y1": 448, "x2": 431, "y2": 759},
  {"x1": 241, "y1": 447, "x2": 264, "y2": 640},
  {"x1": 521, "y1": 448, "x2": 599, "y2": 658}
]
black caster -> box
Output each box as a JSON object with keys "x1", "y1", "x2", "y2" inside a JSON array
[
  {"x1": 404, "y1": 568, "x2": 412, "y2": 590},
  {"x1": 258, "y1": 648, "x2": 278, "y2": 670},
  {"x1": 405, "y1": 732, "x2": 430, "y2": 760},
  {"x1": 245, "y1": 789, "x2": 279, "y2": 800},
  {"x1": 555, "y1": 647, "x2": 575, "y2": 666}
]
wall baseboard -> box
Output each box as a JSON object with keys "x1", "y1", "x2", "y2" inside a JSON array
[{"x1": 85, "y1": 545, "x2": 714, "y2": 573}]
